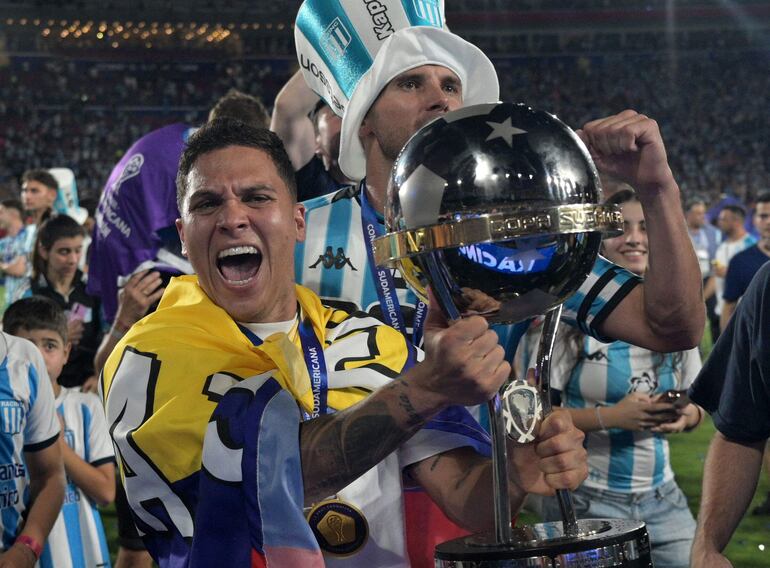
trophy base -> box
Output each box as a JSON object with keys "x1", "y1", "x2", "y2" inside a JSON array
[{"x1": 435, "y1": 519, "x2": 652, "y2": 567}]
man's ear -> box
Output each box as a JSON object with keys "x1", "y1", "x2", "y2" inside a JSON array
[
  {"x1": 358, "y1": 115, "x2": 373, "y2": 139},
  {"x1": 63, "y1": 341, "x2": 72, "y2": 362},
  {"x1": 294, "y1": 203, "x2": 306, "y2": 243},
  {"x1": 175, "y1": 219, "x2": 188, "y2": 257}
]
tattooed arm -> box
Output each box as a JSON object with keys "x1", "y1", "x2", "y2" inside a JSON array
[
  {"x1": 406, "y1": 409, "x2": 587, "y2": 533},
  {"x1": 300, "y1": 312, "x2": 509, "y2": 504}
]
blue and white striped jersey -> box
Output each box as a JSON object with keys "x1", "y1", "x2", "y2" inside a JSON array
[
  {"x1": 296, "y1": 183, "x2": 641, "y2": 354},
  {"x1": 40, "y1": 388, "x2": 114, "y2": 568},
  {"x1": 0, "y1": 333, "x2": 59, "y2": 551},
  {"x1": 550, "y1": 336, "x2": 701, "y2": 493}
]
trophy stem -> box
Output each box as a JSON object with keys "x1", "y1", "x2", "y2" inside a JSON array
[
  {"x1": 536, "y1": 305, "x2": 580, "y2": 538},
  {"x1": 487, "y1": 394, "x2": 513, "y2": 544}
]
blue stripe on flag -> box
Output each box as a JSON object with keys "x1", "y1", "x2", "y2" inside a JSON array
[
  {"x1": 401, "y1": 0, "x2": 443, "y2": 27},
  {"x1": 296, "y1": 0, "x2": 373, "y2": 98},
  {"x1": 320, "y1": 197, "x2": 352, "y2": 298}
]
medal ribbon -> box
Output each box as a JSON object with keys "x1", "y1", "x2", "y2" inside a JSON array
[
  {"x1": 360, "y1": 183, "x2": 426, "y2": 346},
  {"x1": 238, "y1": 313, "x2": 329, "y2": 418}
]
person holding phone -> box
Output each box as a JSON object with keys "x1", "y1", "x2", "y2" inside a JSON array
[{"x1": 536, "y1": 188, "x2": 704, "y2": 568}]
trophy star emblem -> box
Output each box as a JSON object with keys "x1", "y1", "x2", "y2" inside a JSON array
[{"x1": 485, "y1": 117, "x2": 527, "y2": 147}]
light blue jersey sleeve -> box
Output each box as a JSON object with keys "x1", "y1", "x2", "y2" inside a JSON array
[{"x1": 561, "y1": 255, "x2": 641, "y2": 342}]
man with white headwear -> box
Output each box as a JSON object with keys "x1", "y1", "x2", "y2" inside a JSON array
[{"x1": 293, "y1": 0, "x2": 704, "y2": 565}]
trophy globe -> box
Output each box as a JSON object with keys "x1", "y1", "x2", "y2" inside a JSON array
[{"x1": 374, "y1": 102, "x2": 653, "y2": 567}]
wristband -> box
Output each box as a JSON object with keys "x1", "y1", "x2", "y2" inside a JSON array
[
  {"x1": 595, "y1": 406, "x2": 607, "y2": 431},
  {"x1": 110, "y1": 320, "x2": 131, "y2": 340},
  {"x1": 16, "y1": 535, "x2": 42, "y2": 559}
]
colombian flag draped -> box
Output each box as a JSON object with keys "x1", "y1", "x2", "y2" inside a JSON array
[{"x1": 102, "y1": 275, "x2": 412, "y2": 567}]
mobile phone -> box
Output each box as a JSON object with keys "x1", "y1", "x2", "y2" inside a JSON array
[{"x1": 661, "y1": 389, "x2": 691, "y2": 408}]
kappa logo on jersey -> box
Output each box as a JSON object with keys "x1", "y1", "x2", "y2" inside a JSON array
[
  {"x1": 363, "y1": 0, "x2": 394, "y2": 40},
  {"x1": 0, "y1": 400, "x2": 24, "y2": 435},
  {"x1": 309, "y1": 246, "x2": 358, "y2": 271},
  {"x1": 321, "y1": 18, "x2": 352, "y2": 62},
  {"x1": 412, "y1": 0, "x2": 442, "y2": 27}
]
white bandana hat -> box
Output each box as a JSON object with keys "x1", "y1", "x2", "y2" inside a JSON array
[{"x1": 295, "y1": 0, "x2": 500, "y2": 181}]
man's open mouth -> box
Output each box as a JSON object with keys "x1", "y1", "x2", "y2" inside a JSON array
[{"x1": 217, "y1": 246, "x2": 262, "y2": 285}]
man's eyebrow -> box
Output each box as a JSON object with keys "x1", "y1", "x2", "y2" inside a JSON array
[{"x1": 188, "y1": 189, "x2": 221, "y2": 202}]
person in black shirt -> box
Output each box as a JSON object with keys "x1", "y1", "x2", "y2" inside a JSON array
[{"x1": 31, "y1": 215, "x2": 101, "y2": 391}]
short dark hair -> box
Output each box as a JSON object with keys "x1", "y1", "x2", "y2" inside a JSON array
[
  {"x1": 720, "y1": 205, "x2": 746, "y2": 220},
  {"x1": 208, "y1": 89, "x2": 270, "y2": 129},
  {"x1": 176, "y1": 118, "x2": 298, "y2": 211},
  {"x1": 32, "y1": 215, "x2": 86, "y2": 280},
  {"x1": 21, "y1": 169, "x2": 58, "y2": 191},
  {"x1": 3, "y1": 296, "x2": 68, "y2": 344},
  {"x1": 756, "y1": 192, "x2": 770, "y2": 205},
  {"x1": 1, "y1": 199, "x2": 24, "y2": 217}
]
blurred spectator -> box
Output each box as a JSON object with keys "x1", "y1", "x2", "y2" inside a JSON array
[
  {"x1": 685, "y1": 195, "x2": 721, "y2": 343},
  {"x1": 720, "y1": 192, "x2": 770, "y2": 330},
  {"x1": 31, "y1": 215, "x2": 102, "y2": 392},
  {"x1": 711, "y1": 205, "x2": 755, "y2": 324},
  {"x1": 0, "y1": 199, "x2": 34, "y2": 310}
]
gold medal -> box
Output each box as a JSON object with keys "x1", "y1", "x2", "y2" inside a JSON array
[{"x1": 305, "y1": 498, "x2": 369, "y2": 556}]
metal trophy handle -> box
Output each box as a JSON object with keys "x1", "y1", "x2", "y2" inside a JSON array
[{"x1": 533, "y1": 305, "x2": 580, "y2": 538}]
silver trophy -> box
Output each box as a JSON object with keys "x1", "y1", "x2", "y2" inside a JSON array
[{"x1": 374, "y1": 103, "x2": 652, "y2": 567}]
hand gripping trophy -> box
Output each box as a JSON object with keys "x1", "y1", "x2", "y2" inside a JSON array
[{"x1": 374, "y1": 102, "x2": 654, "y2": 567}]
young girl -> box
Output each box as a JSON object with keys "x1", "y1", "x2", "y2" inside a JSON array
[
  {"x1": 32, "y1": 215, "x2": 102, "y2": 391},
  {"x1": 541, "y1": 189, "x2": 704, "y2": 568}
]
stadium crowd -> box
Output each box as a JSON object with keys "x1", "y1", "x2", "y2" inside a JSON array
[{"x1": 3, "y1": 49, "x2": 770, "y2": 205}]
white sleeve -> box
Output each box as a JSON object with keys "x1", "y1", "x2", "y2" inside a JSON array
[
  {"x1": 680, "y1": 347, "x2": 703, "y2": 390},
  {"x1": 23, "y1": 344, "x2": 60, "y2": 449},
  {"x1": 83, "y1": 393, "x2": 116, "y2": 465}
]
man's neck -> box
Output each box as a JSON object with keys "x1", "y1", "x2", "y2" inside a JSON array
[
  {"x1": 51, "y1": 381, "x2": 61, "y2": 399},
  {"x1": 363, "y1": 154, "x2": 394, "y2": 216},
  {"x1": 29, "y1": 209, "x2": 47, "y2": 226},
  {"x1": 759, "y1": 238, "x2": 770, "y2": 257},
  {"x1": 726, "y1": 228, "x2": 747, "y2": 243}
]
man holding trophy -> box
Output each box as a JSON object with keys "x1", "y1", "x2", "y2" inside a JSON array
[{"x1": 294, "y1": 0, "x2": 702, "y2": 565}]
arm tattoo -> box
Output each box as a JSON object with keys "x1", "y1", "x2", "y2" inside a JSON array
[{"x1": 299, "y1": 380, "x2": 433, "y2": 502}]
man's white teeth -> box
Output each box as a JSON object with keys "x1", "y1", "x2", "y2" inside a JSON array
[{"x1": 218, "y1": 246, "x2": 258, "y2": 259}]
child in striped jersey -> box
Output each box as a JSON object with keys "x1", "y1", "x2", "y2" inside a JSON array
[
  {"x1": 4, "y1": 297, "x2": 115, "y2": 568},
  {"x1": 539, "y1": 189, "x2": 705, "y2": 568}
]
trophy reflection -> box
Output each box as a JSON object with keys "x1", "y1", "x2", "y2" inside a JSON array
[{"x1": 374, "y1": 103, "x2": 653, "y2": 567}]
